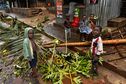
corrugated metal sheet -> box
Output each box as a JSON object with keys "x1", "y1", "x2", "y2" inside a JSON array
[{"x1": 84, "y1": 0, "x2": 121, "y2": 26}]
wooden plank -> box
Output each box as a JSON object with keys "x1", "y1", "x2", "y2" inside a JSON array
[
  {"x1": 109, "y1": 58, "x2": 126, "y2": 73},
  {"x1": 103, "y1": 61, "x2": 126, "y2": 78},
  {"x1": 102, "y1": 53, "x2": 121, "y2": 62},
  {"x1": 107, "y1": 17, "x2": 126, "y2": 27}
]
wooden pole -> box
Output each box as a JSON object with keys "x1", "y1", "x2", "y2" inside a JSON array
[
  {"x1": 17, "y1": 0, "x2": 21, "y2": 7},
  {"x1": 36, "y1": 0, "x2": 38, "y2": 7},
  {"x1": 43, "y1": 39, "x2": 126, "y2": 48},
  {"x1": 26, "y1": 0, "x2": 28, "y2": 8}
]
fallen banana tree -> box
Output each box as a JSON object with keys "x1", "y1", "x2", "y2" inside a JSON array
[{"x1": 43, "y1": 39, "x2": 126, "y2": 48}]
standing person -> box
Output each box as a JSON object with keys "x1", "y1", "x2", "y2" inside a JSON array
[
  {"x1": 89, "y1": 14, "x2": 96, "y2": 30},
  {"x1": 71, "y1": 7, "x2": 80, "y2": 28},
  {"x1": 64, "y1": 15, "x2": 71, "y2": 39},
  {"x1": 23, "y1": 27, "x2": 38, "y2": 77},
  {"x1": 91, "y1": 26, "x2": 103, "y2": 75},
  {"x1": 79, "y1": 15, "x2": 92, "y2": 41}
]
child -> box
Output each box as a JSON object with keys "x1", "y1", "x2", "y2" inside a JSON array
[
  {"x1": 89, "y1": 14, "x2": 96, "y2": 30},
  {"x1": 79, "y1": 15, "x2": 92, "y2": 41},
  {"x1": 91, "y1": 26, "x2": 103, "y2": 75},
  {"x1": 23, "y1": 27, "x2": 38, "y2": 77},
  {"x1": 64, "y1": 15, "x2": 71, "y2": 39}
]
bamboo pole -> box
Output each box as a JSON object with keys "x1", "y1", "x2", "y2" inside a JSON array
[{"x1": 43, "y1": 39, "x2": 126, "y2": 48}]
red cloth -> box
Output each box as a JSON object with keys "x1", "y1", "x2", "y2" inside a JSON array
[{"x1": 71, "y1": 17, "x2": 80, "y2": 28}]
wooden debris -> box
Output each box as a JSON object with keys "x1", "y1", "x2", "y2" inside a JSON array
[{"x1": 43, "y1": 39, "x2": 126, "y2": 48}]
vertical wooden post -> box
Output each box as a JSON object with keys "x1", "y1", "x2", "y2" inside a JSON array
[
  {"x1": 36, "y1": 0, "x2": 38, "y2": 7},
  {"x1": 26, "y1": 0, "x2": 28, "y2": 8},
  {"x1": 17, "y1": 0, "x2": 20, "y2": 7}
]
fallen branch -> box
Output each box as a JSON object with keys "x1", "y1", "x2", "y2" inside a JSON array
[{"x1": 43, "y1": 39, "x2": 126, "y2": 48}]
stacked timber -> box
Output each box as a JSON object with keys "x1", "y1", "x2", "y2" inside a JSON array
[
  {"x1": 107, "y1": 17, "x2": 126, "y2": 39},
  {"x1": 107, "y1": 17, "x2": 126, "y2": 27}
]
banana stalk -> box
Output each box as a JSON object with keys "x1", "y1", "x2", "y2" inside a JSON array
[
  {"x1": 1, "y1": 39, "x2": 23, "y2": 50},
  {"x1": 4, "y1": 50, "x2": 22, "y2": 59},
  {"x1": 10, "y1": 44, "x2": 22, "y2": 50},
  {"x1": 6, "y1": 48, "x2": 22, "y2": 55}
]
